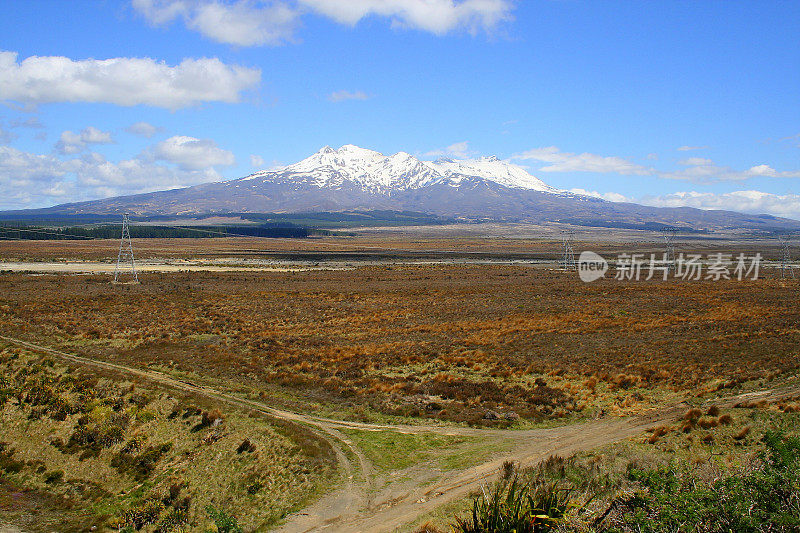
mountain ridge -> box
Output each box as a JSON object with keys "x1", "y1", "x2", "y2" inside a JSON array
[
  {"x1": 4, "y1": 144, "x2": 799, "y2": 231},
  {"x1": 238, "y1": 144, "x2": 557, "y2": 194}
]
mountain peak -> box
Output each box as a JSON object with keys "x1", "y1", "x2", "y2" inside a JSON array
[
  {"x1": 336, "y1": 144, "x2": 383, "y2": 158},
  {"x1": 267, "y1": 144, "x2": 556, "y2": 194}
]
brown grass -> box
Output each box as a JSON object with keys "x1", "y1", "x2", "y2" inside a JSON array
[{"x1": 0, "y1": 261, "x2": 798, "y2": 423}]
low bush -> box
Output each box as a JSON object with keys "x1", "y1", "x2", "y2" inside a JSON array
[
  {"x1": 111, "y1": 443, "x2": 173, "y2": 481},
  {"x1": 43, "y1": 469, "x2": 64, "y2": 484},
  {"x1": 205, "y1": 506, "x2": 243, "y2": 533},
  {"x1": 605, "y1": 431, "x2": 800, "y2": 532}
]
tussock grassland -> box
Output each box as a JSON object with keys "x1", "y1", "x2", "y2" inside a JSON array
[
  {"x1": 0, "y1": 266, "x2": 797, "y2": 425},
  {"x1": 0, "y1": 345, "x2": 336, "y2": 532}
]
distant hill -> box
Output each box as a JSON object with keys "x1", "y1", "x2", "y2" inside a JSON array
[{"x1": 5, "y1": 144, "x2": 799, "y2": 231}]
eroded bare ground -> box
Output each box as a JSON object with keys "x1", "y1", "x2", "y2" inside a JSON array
[{"x1": 3, "y1": 334, "x2": 799, "y2": 533}]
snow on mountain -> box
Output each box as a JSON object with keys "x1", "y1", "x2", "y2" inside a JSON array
[
  {"x1": 238, "y1": 144, "x2": 557, "y2": 194},
  {"x1": 428, "y1": 155, "x2": 556, "y2": 191}
]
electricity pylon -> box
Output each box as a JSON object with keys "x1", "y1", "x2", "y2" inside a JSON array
[
  {"x1": 661, "y1": 227, "x2": 677, "y2": 273},
  {"x1": 113, "y1": 214, "x2": 139, "y2": 284},
  {"x1": 779, "y1": 234, "x2": 795, "y2": 280},
  {"x1": 561, "y1": 231, "x2": 577, "y2": 271}
]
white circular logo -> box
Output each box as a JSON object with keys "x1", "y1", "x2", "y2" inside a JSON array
[{"x1": 578, "y1": 251, "x2": 608, "y2": 282}]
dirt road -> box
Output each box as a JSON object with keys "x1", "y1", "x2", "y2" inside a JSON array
[{"x1": 1, "y1": 334, "x2": 795, "y2": 533}]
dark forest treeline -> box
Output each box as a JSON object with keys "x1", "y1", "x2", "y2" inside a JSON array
[{"x1": 0, "y1": 224, "x2": 319, "y2": 240}]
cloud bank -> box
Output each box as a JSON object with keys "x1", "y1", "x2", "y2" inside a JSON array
[
  {"x1": 133, "y1": 0, "x2": 514, "y2": 46},
  {"x1": 642, "y1": 190, "x2": 800, "y2": 220},
  {"x1": 570, "y1": 188, "x2": 800, "y2": 220},
  {"x1": 514, "y1": 146, "x2": 651, "y2": 175},
  {"x1": 516, "y1": 146, "x2": 800, "y2": 183},
  {"x1": 0, "y1": 51, "x2": 261, "y2": 110},
  {"x1": 0, "y1": 137, "x2": 235, "y2": 210}
]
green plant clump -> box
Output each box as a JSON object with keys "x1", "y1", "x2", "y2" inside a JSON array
[
  {"x1": 205, "y1": 505, "x2": 243, "y2": 533},
  {"x1": 609, "y1": 430, "x2": 800, "y2": 532}
]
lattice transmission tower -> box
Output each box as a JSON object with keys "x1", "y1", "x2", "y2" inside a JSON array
[
  {"x1": 561, "y1": 231, "x2": 577, "y2": 271},
  {"x1": 779, "y1": 234, "x2": 795, "y2": 280},
  {"x1": 113, "y1": 214, "x2": 139, "y2": 284},
  {"x1": 661, "y1": 227, "x2": 677, "y2": 273}
]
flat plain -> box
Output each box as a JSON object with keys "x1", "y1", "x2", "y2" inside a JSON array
[{"x1": 0, "y1": 228, "x2": 798, "y2": 532}]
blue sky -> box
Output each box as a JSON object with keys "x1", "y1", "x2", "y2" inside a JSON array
[{"x1": 1, "y1": 0, "x2": 798, "y2": 218}]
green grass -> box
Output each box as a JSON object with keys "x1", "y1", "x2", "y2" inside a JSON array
[{"x1": 341, "y1": 429, "x2": 468, "y2": 472}]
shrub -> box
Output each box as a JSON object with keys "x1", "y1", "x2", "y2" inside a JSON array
[
  {"x1": 205, "y1": 506, "x2": 243, "y2": 533},
  {"x1": 236, "y1": 439, "x2": 256, "y2": 454},
  {"x1": 154, "y1": 507, "x2": 188, "y2": 533},
  {"x1": 683, "y1": 408, "x2": 702, "y2": 421},
  {"x1": 111, "y1": 443, "x2": 172, "y2": 481},
  {"x1": 0, "y1": 449, "x2": 24, "y2": 474},
  {"x1": 454, "y1": 474, "x2": 571, "y2": 533},
  {"x1": 43, "y1": 469, "x2": 64, "y2": 484},
  {"x1": 121, "y1": 497, "x2": 164, "y2": 530},
  {"x1": 193, "y1": 409, "x2": 224, "y2": 431},
  {"x1": 610, "y1": 431, "x2": 800, "y2": 532}
]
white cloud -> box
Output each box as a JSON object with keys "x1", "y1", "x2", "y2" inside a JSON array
[
  {"x1": 677, "y1": 145, "x2": 709, "y2": 151},
  {"x1": 133, "y1": 0, "x2": 514, "y2": 46},
  {"x1": 423, "y1": 141, "x2": 473, "y2": 159},
  {"x1": 646, "y1": 153, "x2": 658, "y2": 160},
  {"x1": 133, "y1": 0, "x2": 300, "y2": 46},
  {"x1": 147, "y1": 135, "x2": 235, "y2": 170},
  {"x1": 55, "y1": 127, "x2": 114, "y2": 155},
  {"x1": 512, "y1": 146, "x2": 800, "y2": 184},
  {"x1": 567, "y1": 185, "x2": 800, "y2": 220},
  {"x1": 327, "y1": 90, "x2": 370, "y2": 102},
  {"x1": 250, "y1": 154, "x2": 265, "y2": 167},
  {"x1": 299, "y1": 0, "x2": 513, "y2": 35},
  {"x1": 126, "y1": 121, "x2": 161, "y2": 138},
  {"x1": 513, "y1": 146, "x2": 651, "y2": 175},
  {"x1": 641, "y1": 190, "x2": 800, "y2": 220},
  {"x1": 568, "y1": 188, "x2": 630, "y2": 203},
  {"x1": 0, "y1": 51, "x2": 261, "y2": 110},
  {"x1": 660, "y1": 158, "x2": 800, "y2": 182},
  {"x1": 0, "y1": 142, "x2": 228, "y2": 210}
]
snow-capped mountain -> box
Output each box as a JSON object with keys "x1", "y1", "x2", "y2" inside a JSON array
[
  {"x1": 237, "y1": 144, "x2": 556, "y2": 194},
  {"x1": 16, "y1": 144, "x2": 800, "y2": 231}
]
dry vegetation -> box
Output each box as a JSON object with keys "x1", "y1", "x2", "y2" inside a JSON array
[
  {"x1": 0, "y1": 345, "x2": 336, "y2": 532},
  {"x1": 0, "y1": 260, "x2": 798, "y2": 426}
]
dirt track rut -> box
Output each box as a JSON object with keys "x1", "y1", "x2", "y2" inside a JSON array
[{"x1": 2, "y1": 334, "x2": 796, "y2": 533}]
